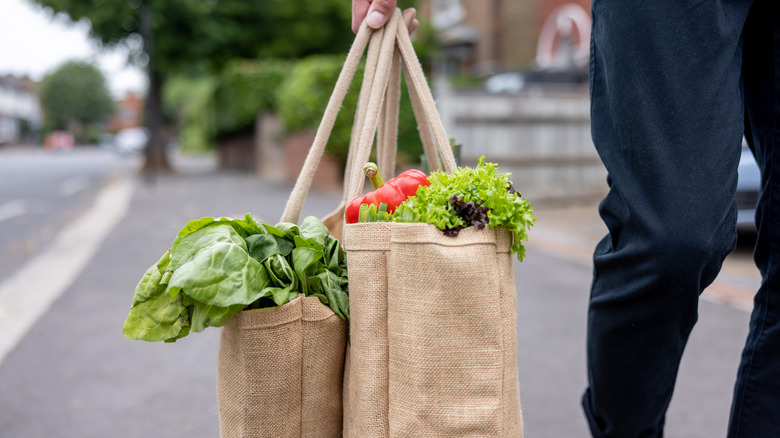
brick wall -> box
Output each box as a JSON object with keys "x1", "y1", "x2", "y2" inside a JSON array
[
  {"x1": 217, "y1": 133, "x2": 256, "y2": 171},
  {"x1": 500, "y1": 0, "x2": 540, "y2": 70},
  {"x1": 417, "y1": 0, "x2": 593, "y2": 73},
  {"x1": 417, "y1": 0, "x2": 545, "y2": 73},
  {"x1": 460, "y1": 0, "x2": 496, "y2": 72},
  {"x1": 283, "y1": 131, "x2": 343, "y2": 192}
]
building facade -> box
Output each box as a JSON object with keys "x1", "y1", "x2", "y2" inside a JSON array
[
  {"x1": 108, "y1": 92, "x2": 144, "y2": 133},
  {"x1": 417, "y1": 0, "x2": 591, "y2": 76},
  {"x1": 0, "y1": 75, "x2": 42, "y2": 145}
]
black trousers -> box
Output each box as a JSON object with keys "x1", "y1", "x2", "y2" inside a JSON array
[{"x1": 582, "y1": 0, "x2": 780, "y2": 436}]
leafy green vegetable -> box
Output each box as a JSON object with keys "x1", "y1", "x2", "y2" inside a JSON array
[
  {"x1": 246, "y1": 233, "x2": 295, "y2": 261},
  {"x1": 444, "y1": 196, "x2": 490, "y2": 236},
  {"x1": 167, "y1": 242, "x2": 271, "y2": 307},
  {"x1": 392, "y1": 156, "x2": 536, "y2": 261},
  {"x1": 123, "y1": 282, "x2": 190, "y2": 342},
  {"x1": 261, "y1": 254, "x2": 298, "y2": 306},
  {"x1": 190, "y1": 302, "x2": 245, "y2": 334},
  {"x1": 130, "y1": 250, "x2": 172, "y2": 307},
  {"x1": 314, "y1": 269, "x2": 350, "y2": 321},
  {"x1": 122, "y1": 214, "x2": 349, "y2": 343},
  {"x1": 300, "y1": 216, "x2": 330, "y2": 248}
]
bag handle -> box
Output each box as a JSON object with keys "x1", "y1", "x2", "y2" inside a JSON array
[
  {"x1": 329, "y1": 23, "x2": 390, "y2": 221},
  {"x1": 344, "y1": 9, "x2": 456, "y2": 204},
  {"x1": 398, "y1": 18, "x2": 451, "y2": 173},
  {"x1": 376, "y1": 47, "x2": 401, "y2": 179},
  {"x1": 281, "y1": 9, "x2": 456, "y2": 225},
  {"x1": 280, "y1": 20, "x2": 375, "y2": 224},
  {"x1": 318, "y1": 19, "x2": 405, "y2": 238},
  {"x1": 343, "y1": 10, "x2": 403, "y2": 205}
]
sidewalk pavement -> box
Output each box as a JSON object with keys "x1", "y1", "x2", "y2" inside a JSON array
[
  {"x1": 0, "y1": 153, "x2": 759, "y2": 437},
  {"x1": 519, "y1": 198, "x2": 758, "y2": 436},
  {"x1": 528, "y1": 199, "x2": 762, "y2": 311}
]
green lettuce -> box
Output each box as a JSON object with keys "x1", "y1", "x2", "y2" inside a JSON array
[
  {"x1": 122, "y1": 214, "x2": 349, "y2": 343},
  {"x1": 392, "y1": 156, "x2": 536, "y2": 261}
]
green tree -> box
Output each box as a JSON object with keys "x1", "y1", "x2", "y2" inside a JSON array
[
  {"x1": 38, "y1": 60, "x2": 114, "y2": 141},
  {"x1": 29, "y1": 0, "x2": 355, "y2": 171}
]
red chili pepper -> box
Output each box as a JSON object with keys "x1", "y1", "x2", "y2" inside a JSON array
[{"x1": 345, "y1": 163, "x2": 429, "y2": 224}]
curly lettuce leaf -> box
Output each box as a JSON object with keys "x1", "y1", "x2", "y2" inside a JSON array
[{"x1": 392, "y1": 156, "x2": 535, "y2": 261}]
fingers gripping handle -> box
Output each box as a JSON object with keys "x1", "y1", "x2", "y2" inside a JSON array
[{"x1": 346, "y1": 10, "x2": 402, "y2": 204}]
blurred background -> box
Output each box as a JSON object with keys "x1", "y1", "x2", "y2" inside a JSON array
[
  {"x1": 1, "y1": 0, "x2": 597, "y2": 203},
  {"x1": 0, "y1": 1, "x2": 763, "y2": 437}
]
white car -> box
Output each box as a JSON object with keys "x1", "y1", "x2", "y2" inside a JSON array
[
  {"x1": 736, "y1": 139, "x2": 761, "y2": 230},
  {"x1": 485, "y1": 73, "x2": 525, "y2": 93},
  {"x1": 113, "y1": 127, "x2": 149, "y2": 155}
]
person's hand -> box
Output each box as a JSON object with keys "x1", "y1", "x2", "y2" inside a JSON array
[{"x1": 352, "y1": 0, "x2": 419, "y2": 34}]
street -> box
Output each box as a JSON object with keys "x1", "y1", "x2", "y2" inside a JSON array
[
  {"x1": 0, "y1": 149, "x2": 759, "y2": 437},
  {"x1": 0, "y1": 147, "x2": 140, "y2": 281}
]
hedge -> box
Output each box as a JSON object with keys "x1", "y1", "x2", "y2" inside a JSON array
[
  {"x1": 277, "y1": 54, "x2": 424, "y2": 167},
  {"x1": 212, "y1": 60, "x2": 294, "y2": 139}
]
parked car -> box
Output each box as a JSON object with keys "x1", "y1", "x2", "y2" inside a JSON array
[
  {"x1": 44, "y1": 130, "x2": 75, "y2": 152},
  {"x1": 113, "y1": 127, "x2": 149, "y2": 155},
  {"x1": 485, "y1": 72, "x2": 526, "y2": 93},
  {"x1": 485, "y1": 68, "x2": 588, "y2": 93},
  {"x1": 736, "y1": 138, "x2": 761, "y2": 230}
]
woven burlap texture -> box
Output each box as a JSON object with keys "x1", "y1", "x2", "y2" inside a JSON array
[
  {"x1": 272, "y1": 7, "x2": 523, "y2": 436},
  {"x1": 342, "y1": 223, "x2": 524, "y2": 437},
  {"x1": 216, "y1": 295, "x2": 347, "y2": 438},
  {"x1": 214, "y1": 15, "x2": 378, "y2": 438}
]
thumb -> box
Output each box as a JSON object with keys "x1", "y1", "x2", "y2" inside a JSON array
[{"x1": 365, "y1": 0, "x2": 397, "y2": 29}]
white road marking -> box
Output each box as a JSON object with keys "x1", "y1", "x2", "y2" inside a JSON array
[
  {"x1": 0, "y1": 200, "x2": 26, "y2": 223},
  {"x1": 0, "y1": 176, "x2": 136, "y2": 366}
]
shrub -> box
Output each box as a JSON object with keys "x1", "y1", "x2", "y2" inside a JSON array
[
  {"x1": 212, "y1": 60, "x2": 294, "y2": 139},
  {"x1": 277, "y1": 54, "x2": 423, "y2": 168},
  {"x1": 163, "y1": 75, "x2": 217, "y2": 152}
]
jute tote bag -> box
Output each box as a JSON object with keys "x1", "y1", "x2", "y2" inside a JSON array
[
  {"x1": 214, "y1": 19, "x2": 370, "y2": 432},
  {"x1": 283, "y1": 11, "x2": 523, "y2": 437},
  {"x1": 281, "y1": 10, "x2": 524, "y2": 437},
  {"x1": 216, "y1": 295, "x2": 347, "y2": 438},
  {"x1": 341, "y1": 14, "x2": 523, "y2": 437},
  {"x1": 215, "y1": 13, "x2": 387, "y2": 437}
]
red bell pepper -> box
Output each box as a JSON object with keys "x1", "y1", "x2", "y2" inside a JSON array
[{"x1": 345, "y1": 163, "x2": 429, "y2": 224}]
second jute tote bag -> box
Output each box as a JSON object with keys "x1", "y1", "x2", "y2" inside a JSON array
[
  {"x1": 216, "y1": 295, "x2": 347, "y2": 438},
  {"x1": 281, "y1": 9, "x2": 524, "y2": 437}
]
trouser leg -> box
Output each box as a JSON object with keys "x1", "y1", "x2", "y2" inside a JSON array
[
  {"x1": 582, "y1": 1, "x2": 752, "y2": 437},
  {"x1": 728, "y1": 1, "x2": 780, "y2": 436}
]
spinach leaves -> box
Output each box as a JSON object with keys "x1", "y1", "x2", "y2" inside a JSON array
[{"x1": 122, "y1": 214, "x2": 349, "y2": 343}]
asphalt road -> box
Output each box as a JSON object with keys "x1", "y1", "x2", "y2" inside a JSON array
[
  {"x1": 0, "y1": 147, "x2": 139, "y2": 281},
  {"x1": 0, "y1": 150, "x2": 757, "y2": 437}
]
